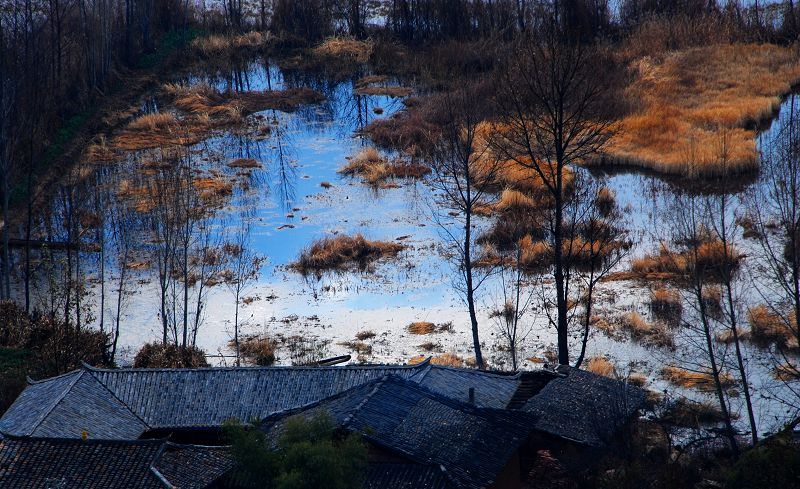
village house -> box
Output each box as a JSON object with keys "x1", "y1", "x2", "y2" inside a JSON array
[{"x1": 0, "y1": 360, "x2": 645, "y2": 488}]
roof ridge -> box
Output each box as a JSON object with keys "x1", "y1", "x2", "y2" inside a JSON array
[
  {"x1": 26, "y1": 368, "x2": 83, "y2": 384},
  {"x1": 340, "y1": 375, "x2": 389, "y2": 430},
  {"x1": 26, "y1": 369, "x2": 86, "y2": 436},
  {"x1": 1, "y1": 434, "x2": 167, "y2": 446},
  {"x1": 85, "y1": 367, "x2": 151, "y2": 429},
  {"x1": 148, "y1": 441, "x2": 174, "y2": 489},
  {"x1": 83, "y1": 360, "x2": 430, "y2": 374}
]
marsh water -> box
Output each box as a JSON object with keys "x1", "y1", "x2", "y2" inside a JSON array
[{"x1": 10, "y1": 57, "x2": 799, "y2": 434}]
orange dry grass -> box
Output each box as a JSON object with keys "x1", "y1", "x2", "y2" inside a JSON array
[
  {"x1": 339, "y1": 147, "x2": 429, "y2": 186},
  {"x1": 586, "y1": 356, "x2": 615, "y2": 377},
  {"x1": 747, "y1": 305, "x2": 798, "y2": 350},
  {"x1": 112, "y1": 112, "x2": 209, "y2": 151},
  {"x1": 650, "y1": 287, "x2": 683, "y2": 324},
  {"x1": 660, "y1": 366, "x2": 735, "y2": 392},
  {"x1": 620, "y1": 312, "x2": 674, "y2": 348},
  {"x1": 409, "y1": 353, "x2": 466, "y2": 368},
  {"x1": 192, "y1": 31, "x2": 266, "y2": 56},
  {"x1": 227, "y1": 158, "x2": 261, "y2": 169},
  {"x1": 407, "y1": 321, "x2": 436, "y2": 335},
  {"x1": 493, "y1": 189, "x2": 538, "y2": 213},
  {"x1": 314, "y1": 37, "x2": 373, "y2": 62},
  {"x1": 630, "y1": 239, "x2": 740, "y2": 283},
  {"x1": 518, "y1": 235, "x2": 551, "y2": 273},
  {"x1": 604, "y1": 44, "x2": 800, "y2": 176},
  {"x1": 290, "y1": 234, "x2": 405, "y2": 275}
]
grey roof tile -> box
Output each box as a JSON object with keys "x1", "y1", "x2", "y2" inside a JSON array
[
  {"x1": 522, "y1": 367, "x2": 647, "y2": 447},
  {"x1": 0, "y1": 437, "x2": 167, "y2": 488},
  {"x1": 262, "y1": 375, "x2": 537, "y2": 489}
]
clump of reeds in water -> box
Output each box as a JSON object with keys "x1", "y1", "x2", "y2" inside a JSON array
[
  {"x1": 192, "y1": 31, "x2": 268, "y2": 57},
  {"x1": 338, "y1": 147, "x2": 430, "y2": 187},
  {"x1": 313, "y1": 37, "x2": 374, "y2": 63},
  {"x1": 289, "y1": 234, "x2": 405, "y2": 275}
]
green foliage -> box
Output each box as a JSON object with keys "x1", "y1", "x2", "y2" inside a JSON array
[
  {"x1": 224, "y1": 411, "x2": 367, "y2": 489},
  {"x1": 0, "y1": 347, "x2": 32, "y2": 412},
  {"x1": 726, "y1": 433, "x2": 800, "y2": 488}
]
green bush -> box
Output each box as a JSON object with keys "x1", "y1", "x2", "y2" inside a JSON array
[{"x1": 224, "y1": 411, "x2": 366, "y2": 489}]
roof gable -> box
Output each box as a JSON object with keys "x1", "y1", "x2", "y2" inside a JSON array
[
  {"x1": 262, "y1": 375, "x2": 536, "y2": 489},
  {"x1": 522, "y1": 367, "x2": 647, "y2": 447},
  {"x1": 0, "y1": 370, "x2": 83, "y2": 437}
]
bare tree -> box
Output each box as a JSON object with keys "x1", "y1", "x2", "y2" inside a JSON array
[
  {"x1": 492, "y1": 21, "x2": 615, "y2": 365},
  {"x1": 428, "y1": 87, "x2": 501, "y2": 368},
  {"x1": 223, "y1": 220, "x2": 264, "y2": 366}
]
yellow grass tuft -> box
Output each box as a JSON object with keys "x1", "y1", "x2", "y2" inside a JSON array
[
  {"x1": 660, "y1": 366, "x2": 735, "y2": 392},
  {"x1": 620, "y1": 312, "x2": 674, "y2": 349},
  {"x1": 290, "y1": 234, "x2": 405, "y2": 275},
  {"x1": 586, "y1": 356, "x2": 615, "y2": 377},
  {"x1": 409, "y1": 353, "x2": 466, "y2": 368},
  {"x1": 339, "y1": 147, "x2": 429, "y2": 186},
  {"x1": 314, "y1": 37, "x2": 373, "y2": 63},
  {"x1": 650, "y1": 287, "x2": 683, "y2": 325},
  {"x1": 747, "y1": 305, "x2": 798, "y2": 350},
  {"x1": 601, "y1": 44, "x2": 800, "y2": 176},
  {"x1": 407, "y1": 321, "x2": 436, "y2": 335}
]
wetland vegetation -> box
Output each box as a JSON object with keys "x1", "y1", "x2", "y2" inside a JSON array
[{"x1": 2, "y1": 0, "x2": 800, "y2": 485}]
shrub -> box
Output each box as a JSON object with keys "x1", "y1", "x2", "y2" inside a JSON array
[
  {"x1": 586, "y1": 356, "x2": 615, "y2": 377},
  {"x1": 660, "y1": 366, "x2": 735, "y2": 392},
  {"x1": 726, "y1": 432, "x2": 800, "y2": 489},
  {"x1": 620, "y1": 312, "x2": 675, "y2": 348},
  {"x1": 237, "y1": 336, "x2": 278, "y2": 366},
  {"x1": 133, "y1": 342, "x2": 209, "y2": 368}
]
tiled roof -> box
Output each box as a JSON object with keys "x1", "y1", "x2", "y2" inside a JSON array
[
  {"x1": 262, "y1": 375, "x2": 537, "y2": 489},
  {"x1": 0, "y1": 437, "x2": 166, "y2": 488},
  {"x1": 522, "y1": 367, "x2": 647, "y2": 447},
  {"x1": 0, "y1": 369, "x2": 146, "y2": 439},
  {"x1": 364, "y1": 463, "x2": 454, "y2": 489},
  {"x1": 410, "y1": 364, "x2": 522, "y2": 409},
  {"x1": 152, "y1": 443, "x2": 234, "y2": 489}
]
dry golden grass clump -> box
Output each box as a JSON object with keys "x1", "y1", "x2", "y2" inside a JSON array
[
  {"x1": 518, "y1": 236, "x2": 552, "y2": 273},
  {"x1": 337, "y1": 340, "x2": 372, "y2": 355},
  {"x1": 168, "y1": 83, "x2": 324, "y2": 117},
  {"x1": 339, "y1": 147, "x2": 430, "y2": 186},
  {"x1": 650, "y1": 287, "x2": 683, "y2": 325},
  {"x1": 313, "y1": 37, "x2": 373, "y2": 63},
  {"x1": 234, "y1": 335, "x2": 278, "y2": 366},
  {"x1": 407, "y1": 321, "x2": 436, "y2": 335},
  {"x1": 83, "y1": 137, "x2": 124, "y2": 164},
  {"x1": 409, "y1": 353, "x2": 466, "y2": 368},
  {"x1": 603, "y1": 44, "x2": 800, "y2": 176},
  {"x1": 747, "y1": 305, "x2": 798, "y2": 350},
  {"x1": 112, "y1": 111, "x2": 210, "y2": 151},
  {"x1": 620, "y1": 312, "x2": 675, "y2": 349},
  {"x1": 289, "y1": 234, "x2": 405, "y2": 275},
  {"x1": 355, "y1": 330, "x2": 376, "y2": 341},
  {"x1": 586, "y1": 356, "x2": 615, "y2": 377},
  {"x1": 362, "y1": 109, "x2": 440, "y2": 156},
  {"x1": 660, "y1": 366, "x2": 735, "y2": 392},
  {"x1": 192, "y1": 31, "x2": 267, "y2": 56},
  {"x1": 628, "y1": 239, "x2": 740, "y2": 283},
  {"x1": 595, "y1": 187, "x2": 616, "y2": 217}
]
